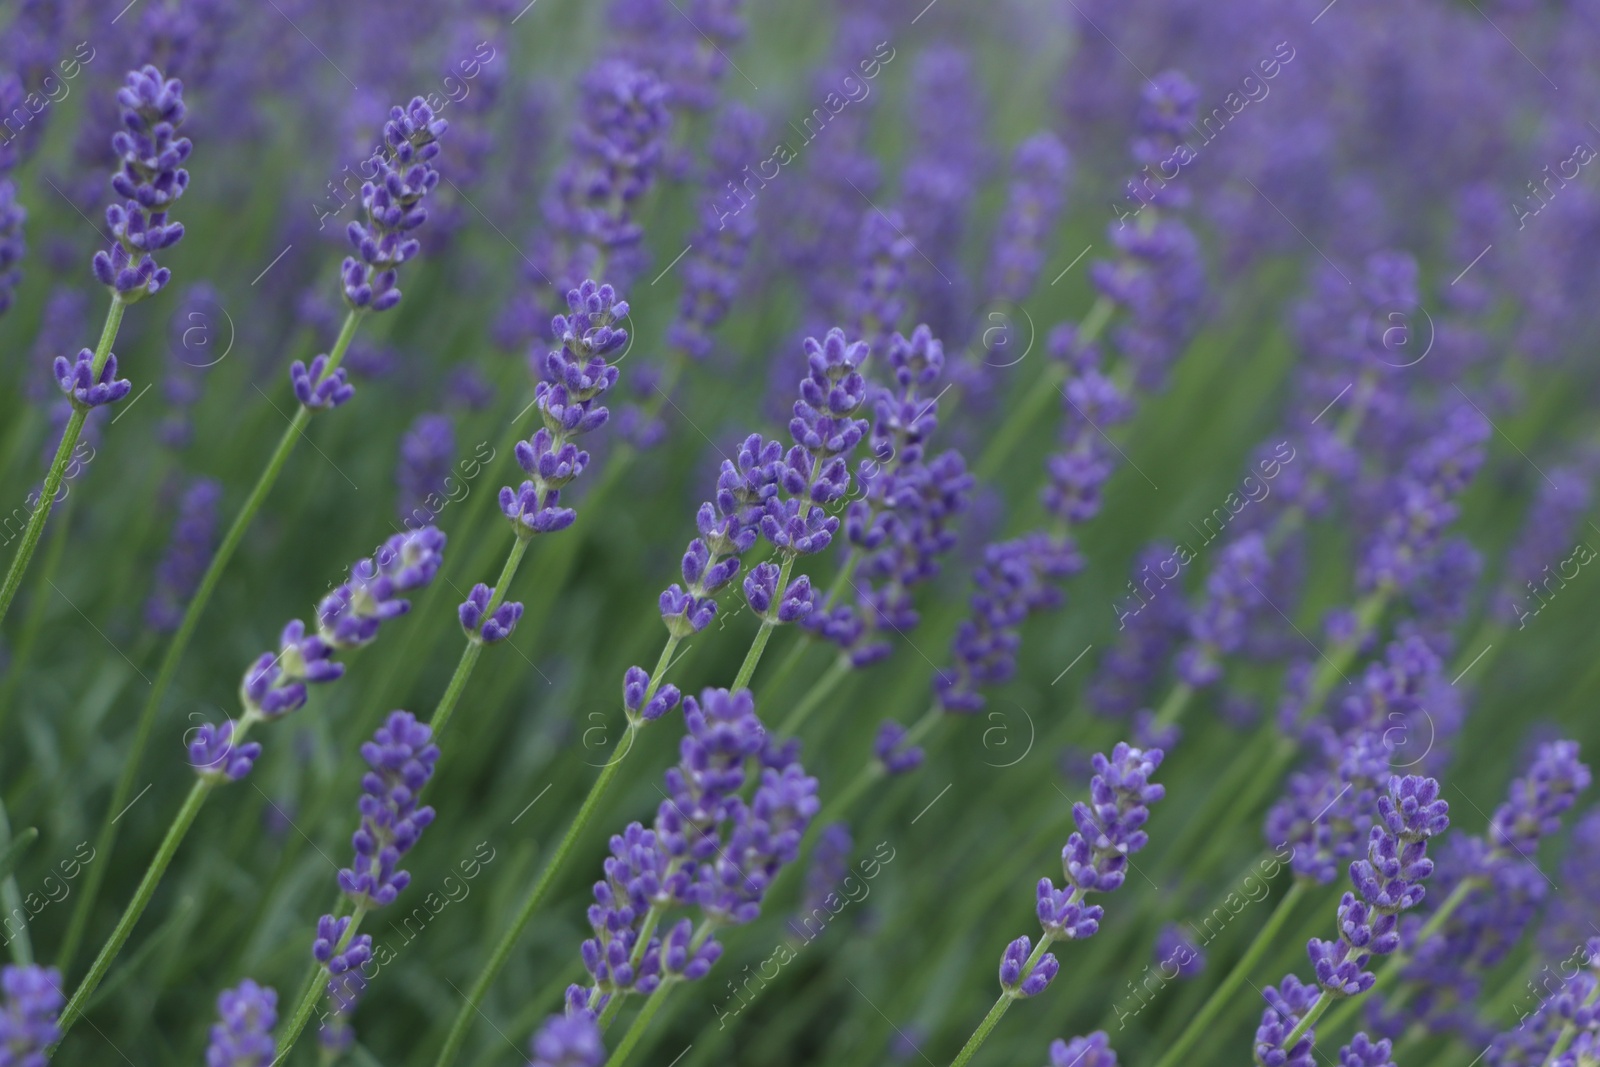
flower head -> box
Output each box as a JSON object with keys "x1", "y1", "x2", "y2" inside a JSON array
[
  {"x1": 92, "y1": 65, "x2": 191, "y2": 300},
  {"x1": 336, "y1": 711, "x2": 440, "y2": 909},
  {"x1": 342, "y1": 97, "x2": 447, "y2": 312},
  {"x1": 53, "y1": 348, "x2": 131, "y2": 408},
  {"x1": 204, "y1": 978, "x2": 275, "y2": 1067}
]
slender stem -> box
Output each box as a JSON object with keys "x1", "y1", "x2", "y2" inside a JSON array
[
  {"x1": 0, "y1": 495, "x2": 75, "y2": 739},
  {"x1": 777, "y1": 657, "x2": 849, "y2": 736},
  {"x1": 0, "y1": 796, "x2": 32, "y2": 965},
  {"x1": 54, "y1": 778, "x2": 213, "y2": 1047},
  {"x1": 1150, "y1": 681, "x2": 1194, "y2": 729},
  {"x1": 56, "y1": 308, "x2": 364, "y2": 975},
  {"x1": 275, "y1": 907, "x2": 367, "y2": 1060},
  {"x1": 949, "y1": 934, "x2": 1055, "y2": 1067},
  {"x1": 430, "y1": 724, "x2": 638, "y2": 1067},
  {"x1": 603, "y1": 980, "x2": 676, "y2": 1067},
  {"x1": 0, "y1": 297, "x2": 125, "y2": 632},
  {"x1": 1151, "y1": 881, "x2": 1306, "y2": 1067},
  {"x1": 429, "y1": 533, "x2": 532, "y2": 739}
]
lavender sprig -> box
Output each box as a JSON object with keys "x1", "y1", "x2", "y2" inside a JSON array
[{"x1": 950, "y1": 745, "x2": 1164, "y2": 1067}]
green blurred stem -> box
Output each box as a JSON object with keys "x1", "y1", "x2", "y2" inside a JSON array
[
  {"x1": 949, "y1": 933, "x2": 1056, "y2": 1067},
  {"x1": 57, "y1": 307, "x2": 365, "y2": 976},
  {"x1": 430, "y1": 533, "x2": 533, "y2": 739},
  {"x1": 0, "y1": 798, "x2": 33, "y2": 965},
  {"x1": 431, "y1": 635, "x2": 680, "y2": 1067},
  {"x1": 276, "y1": 907, "x2": 368, "y2": 1060},
  {"x1": 0, "y1": 495, "x2": 75, "y2": 739},
  {"x1": 973, "y1": 296, "x2": 1113, "y2": 483},
  {"x1": 778, "y1": 657, "x2": 849, "y2": 736},
  {"x1": 1151, "y1": 880, "x2": 1307, "y2": 1067},
  {"x1": 0, "y1": 297, "x2": 125, "y2": 632},
  {"x1": 54, "y1": 777, "x2": 213, "y2": 1048},
  {"x1": 603, "y1": 979, "x2": 674, "y2": 1067}
]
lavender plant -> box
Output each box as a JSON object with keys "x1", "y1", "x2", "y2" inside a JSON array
[{"x1": 0, "y1": 6, "x2": 1596, "y2": 1067}]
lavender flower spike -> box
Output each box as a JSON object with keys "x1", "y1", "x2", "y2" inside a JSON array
[
  {"x1": 204, "y1": 979, "x2": 276, "y2": 1067},
  {"x1": 92, "y1": 66, "x2": 191, "y2": 301},
  {"x1": 500, "y1": 280, "x2": 626, "y2": 537},
  {"x1": 999, "y1": 935, "x2": 1059, "y2": 998},
  {"x1": 1050, "y1": 1032, "x2": 1118, "y2": 1067},
  {"x1": 0, "y1": 964, "x2": 65, "y2": 1063},
  {"x1": 342, "y1": 97, "x2": 447, "y2": 312},
  {"x1": 335, "y1": 710, "x2": 440, "y2": 909},
  {"x1": 527, "y1": 1013, "x2": 604, "y2": 1067},
  {"x1": 188, "y1": 720, "x2": 261, "y2": 783}
]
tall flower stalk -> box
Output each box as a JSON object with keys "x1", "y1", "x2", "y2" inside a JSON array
[
  {"x1": 0, "y1": 65, "x2": 190, "y2": 631},
  {"x1": 52, "y1": 528, "x2": 445, "y2": 1050},
  {"x1": 55, "y1": 93, "x2": 448, "y2": 976}
]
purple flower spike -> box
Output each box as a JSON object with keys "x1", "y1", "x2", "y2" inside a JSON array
[
  {"x1": 528, "y1": 1013, "x2": 604, "y2": 1067},
  {"x1": 145, "y1": 478, "x2": 222, "y2": 632},
  {"x1": 458, "y1": 584, "x2": 523, "y2": 644},
  {"x1": 1337, "y1": 1033, "x2": 1395, "y2": 1067},
  {"x1": 205, "y1": 978, "x2": 275, "y2": 1067},
  {"x1": 290, "y1": 354, "x2": 355, "y2": 411},
  {"x1": 336, "y1": 711, "x2": 439, "y2": 910},
  {"x1": 92, "y1": 65, "x2": 191, "y2": 300},
  {"x1": 318, "y1": 529, "x2": 446, "y2": 649},
  {"x1": 874, "y1": 721, "x2": 925, "y2": 776},
  {"x1": 1154, "y1": 924, "x2": 1205, "y2": 979},
  {"x1": 188, "y1": 720, "x2": 261, "y2": 782},
  {"x1": 1252, "y1": 974, "x2": 1318, "y2": 1067},
  {"x1": 342, "y1": 97, "x2": 446, "y2": 313},
  {"x1": 501, "y1": 280, "x2": 626, "y2": 538},
  {"x1": 621, "y1": 666, "x2": 680, "y2": 723},
  {"x1": 1050, "y1": 1032, "x2": 1118, "y2": 1067},
  {"x1": 998, "y1": 936, "x2": 1057, "y2": 997},
  {"x1": 1488, "y1": 740, "x2": 1590, "y2": 856},
  {"x1": 53, "y1": 348, "x2": 132, "y2": 408},
  {"x1": 0, "y1": 964, "x2": 64, "y2": 1063}
]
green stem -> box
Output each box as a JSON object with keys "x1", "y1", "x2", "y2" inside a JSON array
[
  {"x1": 778, "y1": 657, "x2": 849, "y2": 736},
  {"x1": 1150, "y1": 681, "x2": 1194, "y2": 729},
  {"x1": 56, "y1": 308, "x2": 364, "y2": 975},
  {"x1": 429, "y1": 533, "x2": 533, "y2": 739},
  {"x1": 1151, "y1": 881, "x2": 1306, "y2": 1067},
  {"x1": 603, "y1": 980, "x2": 676, "y2": 1067},
  {"x1": 0, "y1": 297, "x2": 125, "y2": 632},
  {"x1": 276, "y1": 907, "x2": 368, "y2": 1060},
  {"x1": 0, "y1": 796, "x2": 32, "y2": 965},
  {"x1": 430, "y1": 723, "x2": 640, "y2": 1067},
  {"x1": 54, "y1": 777, "x2": 213, "y2": 1048},
  {"x1": 0, "y1": 495, "x2": 75, "y2": 740},
  {"x1": 949, "y1": 934, "x2": 1055, "y2": 1067}
]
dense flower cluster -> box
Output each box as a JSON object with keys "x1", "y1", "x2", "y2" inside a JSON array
[
  {"x1": 335, "y1": 710, "x2": 440, "y2": 908},
  {"x1": 1254, "y1": 776, "x2": 1449, "y2": 1066},
  {"x1": 341, "y1": 97, "x2": 446, "y2": 313},
  {"x1": 555, "y1": 686, "x2": 815, "y2": 1039},
  {"x1": 994, "y1": 745, "x2": 1164, "y2": 1001},
  {"x1": 499, "y1": 280, "x2": 626, "y2": 538},
  {"x1": 203, "y1": 979, "x2": 276, "y2": 1067},
  {"x1": 805, "y1": 326, "x2": 970, "y2": 666},
  {"x1": 92, "y1": 65, "x2": 191, "y2": 300},
  {"x1": 935, "y1": 533, "x2": 1081, "y2": 714}
]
